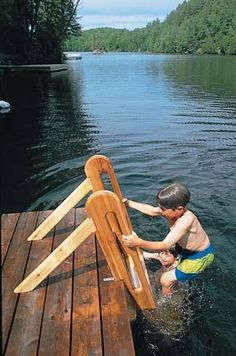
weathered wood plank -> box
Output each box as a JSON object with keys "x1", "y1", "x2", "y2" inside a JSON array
[
  {"x1": 38, "y1": 209, "x2": 76, "y2": 356},
  {"x1": 1, "y1": 213, "x2": 20, "y2": 265},
  {"x1": 71, "y1": 210, "x2": 103, "y2": 356},
  {"x1": 96, "y1": 242, "x2": 135, "y2": 356},
  {"x1": 5, "y1": 211, "x2": 54, "y2": 356},
  {"x1": 2, "y1": 209, "x2": 137, "y2": 356},
  {"x1": 2, "y1": 211, "x2": 38, "y2": 354}
]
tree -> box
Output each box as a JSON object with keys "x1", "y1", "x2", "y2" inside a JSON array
[{"x1": 0, "y1": 0, "x2": 82, "y2": 64}]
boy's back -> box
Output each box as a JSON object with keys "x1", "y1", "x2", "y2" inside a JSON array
[{"x1": 168, "y1": 210, "x2": 210, "y2": 252}]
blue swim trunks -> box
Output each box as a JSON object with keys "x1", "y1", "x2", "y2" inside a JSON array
[{"x1": 175, "y1": 244, "x2": 214, "y2": 282}]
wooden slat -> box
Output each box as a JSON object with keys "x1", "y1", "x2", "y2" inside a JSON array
[
  {"x1": 96, "y1": 243, "x2": 135, "y2": 356},
  {"x1": 2, "y1": 211, "x2": 38, "y2": 353},
  {"x1": 14, "y1": 216, "x2": 96, "y2": 293},
  {"x1": 71, "y1": 210, "x2": 102, "y2": 356},
  {"x1": 1, "y1": 213, "x2": 20, "y2": 265},
  {"x1": 5, "y1": 211, "x2": 54, "y2": 356},
  {"x1": 28, "y1": 178, "x2": 92, "y2": 241},
  {"x1": 38, "y1": 209, "x2": 76, "y2": 356}
]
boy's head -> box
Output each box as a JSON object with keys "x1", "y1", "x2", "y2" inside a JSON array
[
  {"x1": 159, "y1": 248, "x2": 178, "y2": 267},
  {"x1": 157, "y1": 182, "x2": 190, "y2": 210}
]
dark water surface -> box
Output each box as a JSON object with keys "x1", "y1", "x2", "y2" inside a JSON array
[{"x1": 1, "y1": 53, "x2": 236, "y2": 354}]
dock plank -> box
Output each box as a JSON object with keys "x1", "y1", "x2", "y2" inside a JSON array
[
  {"x1": 38, "y1": 209, "x2": 76, "y2": 356},
  {"x1": 1, "y1": 213, "x2": 20, "y2": 265},
  {"x1": 96, "y1": 243, "x2": 135, "y2": 356},
  {"x1": 2, "y1": 210, "x2": 137, "y2": 356},
  {"x1": 5, "y1": 211, "x2": 54, "y2": 356},
  {"x1": 2, "y1": 211, "x2": 38, "y2": 353},
  {"x1": 71, "y1": 210, "x2": 102, "y2": 356}
]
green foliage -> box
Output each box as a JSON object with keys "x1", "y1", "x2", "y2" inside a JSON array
[
  {"x1": 0, "y1": 0, "x2": 81, "y2": 64},
  {"x1": 64, "y1": 0, "x2": 236, "y2": 55},
  {"x1": 1, "y1": 0, "x2": 235, "y2": 63}
]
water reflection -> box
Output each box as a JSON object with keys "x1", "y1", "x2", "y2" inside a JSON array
[
  {"x1": 161, "y1": 55, "x2": 236, "y2": 97},
  {"x1": 0, "y1": 71, "x2": 99, "y2": 212}
]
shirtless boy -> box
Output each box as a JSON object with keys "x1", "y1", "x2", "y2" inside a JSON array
[{"x1": 122, "y1": 182, "x2": 214, "y2": 295}]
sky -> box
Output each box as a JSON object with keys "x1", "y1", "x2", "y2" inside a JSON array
[{"x1": 78, "y1": 0, "x2": 185, "y2": 31}]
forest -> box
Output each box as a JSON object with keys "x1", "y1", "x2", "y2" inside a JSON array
[
  {"x1": 65, "y1": 0, "x2": 236, "y2": 55},
  {"x1": 1, "y1": 0, "x2": 235, "y2": 65}
]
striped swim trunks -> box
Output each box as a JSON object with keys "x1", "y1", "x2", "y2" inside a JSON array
[{"x1": 175, "y1": 244, "x2": 214, "y2": 282}]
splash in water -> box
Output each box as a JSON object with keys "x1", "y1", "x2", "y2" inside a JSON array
[{"x1": 140, "y1": 276, "x2": 211, "y2": 340}]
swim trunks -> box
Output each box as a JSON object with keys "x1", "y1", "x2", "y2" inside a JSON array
[{"x1": 175, "y1": 244, "x2": 214, "y2": 282}]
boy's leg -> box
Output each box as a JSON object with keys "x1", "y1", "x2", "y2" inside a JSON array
[{"x1": 160, "y1": 269, "x2": 177, "y2": 295}]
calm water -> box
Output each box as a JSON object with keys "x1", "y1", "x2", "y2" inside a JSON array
[{"x1": 1, "y1": 53, "x2": 236, "y2": 354}]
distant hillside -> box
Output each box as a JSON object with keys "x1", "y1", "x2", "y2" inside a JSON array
[{"x1": 64, "y1": 0, "x2": 236, "y2": 55}]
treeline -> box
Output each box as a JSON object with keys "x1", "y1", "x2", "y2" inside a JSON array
[
  {"x1": 64, "y1": 0, "x2": 236, "y2": 55},
  {"x1": 0, "y1": 0, "x2": 81, "y2": 64}
]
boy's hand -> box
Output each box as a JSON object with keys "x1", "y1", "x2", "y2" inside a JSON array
[
  {"x1": 122, "y1": 231, "x2": 142, "y2": 248},
  {"x1": 122, "y1": 198, "x2": 129, "y2": 206}
]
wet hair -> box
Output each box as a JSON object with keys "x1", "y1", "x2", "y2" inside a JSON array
[
  {"x1": 168, "y1": 247, "x2": 179, "y2": 258},
  {"x1": 157, "y1": 182, "x2": 190, "y2": 209}
]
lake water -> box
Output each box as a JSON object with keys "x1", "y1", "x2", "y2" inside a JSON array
[{"x1": 1, "y1": 53, "x2": 236, "y2": 354}]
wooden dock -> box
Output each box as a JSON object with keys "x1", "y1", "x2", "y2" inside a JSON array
[
  {"x1": 0, "y1": 64, "x2": 67, "y2": 72},
  {"x1": 1, "y1": 210, "x2": 136, "y2": 356}
]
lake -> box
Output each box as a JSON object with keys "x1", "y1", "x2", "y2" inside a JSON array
[{"x1": 1, "y1": 53, "x2": 236, "y2": 355}]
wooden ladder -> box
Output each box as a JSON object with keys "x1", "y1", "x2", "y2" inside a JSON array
[{"x1": 14, "y1": 155, "x2": 155, "y2": 310}]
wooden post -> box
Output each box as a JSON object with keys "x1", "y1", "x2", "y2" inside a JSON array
[
  {"x1": 86, "y1": 191, "x2": 155, "y2": 310},
  {"x1": 85, "y1": 155, "x2": 132, "y2": 231},
  {"x1": 85, "y1": 155, "x2": 152, "y2": 297},
  {"x1": 85, "y1": 155, "x2": 123, "y2": 198}
]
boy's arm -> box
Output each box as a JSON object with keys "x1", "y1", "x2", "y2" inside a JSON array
[
  {"x1": 122, "y1": 232, "x2": 169, "y2": 251},
  {"x1": 162, "y1": 215, "x2": 193, "y2": 246},
  {"x1": 125, "y1": 199, "x2": 162, "y2": 217},
  {"x1": 142, "y1": 251, "x2": 160, "y2": 261},
  {"x1": 122, "y1": 214, "x2": 193, "y2": 251}
]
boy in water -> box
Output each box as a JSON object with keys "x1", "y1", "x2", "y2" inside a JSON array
[
  {"x1": 143, "y1": 248, "x2": 180, "y2": 291},
  {"x1": 122, "y1": 182, "x2": 214, "y2": 295},
  {"x1": 143, "y1": 249, "x2": 179, "y2": 273}
]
